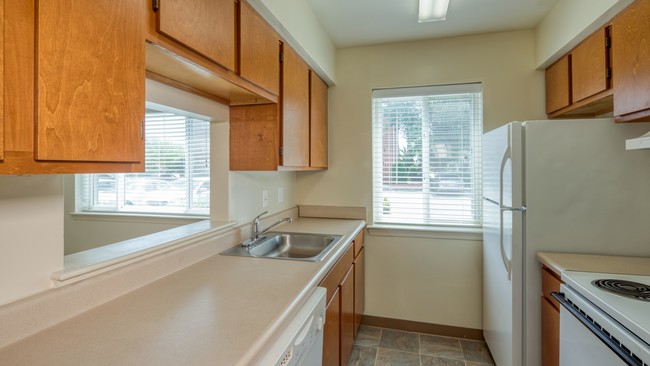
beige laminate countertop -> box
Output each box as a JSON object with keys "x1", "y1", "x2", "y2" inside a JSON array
[
  {"x1": 0, "y1": 218, "x2": 365, "y2": 366},
  {"x1": 537, "y1": 252, "x2": 650, "y2": 277}
]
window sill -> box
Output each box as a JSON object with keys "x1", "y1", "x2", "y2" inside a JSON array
[
  {"x1": 70, "y1": 211, "x2": 208, "y2": 225},
  {"x1": 367, "y1": 224, "x2": 483, "y2": 241},
  {"x1": 52, "y1": 220, "x2": 236, "y2": 286}
]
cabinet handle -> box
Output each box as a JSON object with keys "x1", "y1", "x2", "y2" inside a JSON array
[{"x1": 152, "y1": 0, "x2": 160, "y2": 12}]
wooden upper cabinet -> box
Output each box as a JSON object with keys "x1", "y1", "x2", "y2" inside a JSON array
[
  {"x1": 571, "y1": 27, "x2": 609, "y2": 103},
  {"x1": 612, "y1": 0, "x2": 650, "y2": 122},
  {"x1": 545, "y1": 55, "x2": 571, "y2": 114},
  {"x1": 35, "y1": 0, "x2": 145, "y2": 163},
  {"x1": 545, "y1": 26, "x2": 614, "y2": 118},
  {"x1": 239, "y1": 0, "x2": 280, "y2": 95},
  {"x1": 281, "y1": 44, "x2": 310, "y2": 168},
  {"x1": 229, "y1": 104, "x2": 279, "y2": 171},
  {"x1": 155, "y1": 0, "x2": 236, "y2": 72},
  {"x1": 310, "y1": 71, "x2": 328, "y2": 168}
]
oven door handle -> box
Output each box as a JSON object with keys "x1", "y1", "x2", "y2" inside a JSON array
[{"x1": 551, "y1": 292, "x2": 642, "y2": 366}]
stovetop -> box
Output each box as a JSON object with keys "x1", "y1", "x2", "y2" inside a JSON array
[
  {"x1": 562, "y1": 270, "x2": 650, "y2": 345},
  {"x1": 592, "y1": 278, "x2": 650, "y2": 302}
]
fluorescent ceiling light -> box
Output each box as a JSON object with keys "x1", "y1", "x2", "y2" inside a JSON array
[{"x1": 419, "y1": 0, "x2": 450, "y2": 22}]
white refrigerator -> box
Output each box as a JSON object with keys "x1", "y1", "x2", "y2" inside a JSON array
[{"x1": 482, "y1": 118, "x2": 650, "y2": 366}]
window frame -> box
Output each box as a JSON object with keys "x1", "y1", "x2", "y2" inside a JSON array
[
  {"x1": 76, "y1": 103, "x2": 212, "y2": 218},
  {"x1": 371, "y1": 83, "x2": 484, "y2": 229}
]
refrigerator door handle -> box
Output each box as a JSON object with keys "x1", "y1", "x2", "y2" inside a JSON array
[
  {"x1": 483, "y1": 197, "x2": 500, "y2": 206},
  {"x1": 483, "y1": 196, "x2": 526, "y2": 213},
  {"x1": 499, "y1": 145, "x2": 513, "y2": 280},
  {"x1": 501, "y1": 205, "x2": 527, "y2": 213}
]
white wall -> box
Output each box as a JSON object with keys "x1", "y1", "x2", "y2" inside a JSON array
[
  {"x1": 0, "y1": 176, "x2": 64, "y2": 305},
  {"x1": 296, "y1": 30, "x2": 546, "y2": 329},
  {"x1": 535, "y1": 0, "x2": 633, "y2": 68}
]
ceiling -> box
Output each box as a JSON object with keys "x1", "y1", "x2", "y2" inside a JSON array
[{"x1": 305, "y1": 0, "x2": 561, "y2": 48}]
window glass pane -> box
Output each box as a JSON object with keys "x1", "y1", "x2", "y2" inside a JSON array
[
  {"x1": 372, "y1": 84, "x2": 483, "y2": 227},
  {"x1": 77, "y1": 109, "x2": 210, "y2": 216}
]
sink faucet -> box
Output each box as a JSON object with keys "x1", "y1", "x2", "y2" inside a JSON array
[{"x1": 243, "y1": 211, "x2": 293, "y2": 247}]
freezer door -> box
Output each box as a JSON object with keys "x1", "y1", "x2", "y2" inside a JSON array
[
  {"x1": 482, "y1": 123, "x2": 524, "y2": 366},
  {"x1": 482, "y1": 125, "x2": 509, "y2": 203}
]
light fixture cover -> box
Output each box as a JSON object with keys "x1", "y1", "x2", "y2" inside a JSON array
[{"x1": 419, "y1": 0, "x2": 450, "y2": 22}]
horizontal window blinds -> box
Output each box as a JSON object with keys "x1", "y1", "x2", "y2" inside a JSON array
[
  {"x1": 372, "y1": 83, "x2": 483, "y2": 227},
  {"x1": 78, "y1": 111, "x2": 210, "y2": 216}
]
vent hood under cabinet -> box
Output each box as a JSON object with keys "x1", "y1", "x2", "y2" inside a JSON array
[{"x1": 626, "y1": 131, "x2": 650, "y2": 150}]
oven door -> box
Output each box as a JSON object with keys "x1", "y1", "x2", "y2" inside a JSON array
[
  {"x1": 559, "y1": 305, "x2": 628, "y2": 366},
  {"x1": 552, "y1": 286, "x2": 644, "y2": 366}
]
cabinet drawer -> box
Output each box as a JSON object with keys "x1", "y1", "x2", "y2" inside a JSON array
[
  {"x1": 542, "y1": 267, "x2": 562, "y2": 309},
  {"x1": 319, "y1": 243, "x2": 354, "y2": 304}
]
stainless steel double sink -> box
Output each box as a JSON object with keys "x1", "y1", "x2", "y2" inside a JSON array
[{"x1": 220, "y1": 232, "x2": 343, "y2": 262}]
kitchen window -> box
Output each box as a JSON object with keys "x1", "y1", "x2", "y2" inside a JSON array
[
  {"x1": 371, "y1": 83, "x2": 483, "y2": 228},
  {"x1": 77, "y1": 108, "x2": 210, "y2": 217}
]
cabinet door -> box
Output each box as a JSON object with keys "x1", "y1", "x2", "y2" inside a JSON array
[
  {"x1": 613, "y1": 0, "x2": 650, "y2": 120},
  {"x1": 354, "y1": 246, "x2": 365, "y2": 337},
  {"x1": 281, "y1": 44, "x2": 310, "y2": 168},
  {"x1": 545, "y1": 55, "x2": 571, "y2": 114},
  {"x1": 156, "y1": 0, "x2": 236, "y2": 71},
  {"x1": 229, "y1": 104, "x2": 279, "y2": 171},
  {"x1": 310, "y1": 71, "x2": 328, "y2": 168},
  {"x1": 36, "y1": 0, "x2": 144, "y2": 163},
  {"x1": 240, "y1": 1, "x2": 280, "y2": 95},
  {"x1": 340, "y1": 265, "x2": 355, "y2": 366},
  {"x1": 323, "y1": 287, "x2": 341, "y2": 366},
  {"x1": 572, "y1": 27, "x2": 609, "y2": 103},
  {"x1": 541, "y1": 297, "x2": 560, "y2": 366}
]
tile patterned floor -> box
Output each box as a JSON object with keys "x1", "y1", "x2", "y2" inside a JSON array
[{"x1": 348, "y1": 326, "x2": 495, "y2": 366}]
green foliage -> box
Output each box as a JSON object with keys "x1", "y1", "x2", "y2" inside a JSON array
[{"x1": 144, "y1": 140, "x2": 186, "y2": 175}]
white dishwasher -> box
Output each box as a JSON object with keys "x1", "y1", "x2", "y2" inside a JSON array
[{"x1": 256, "y1": 287, "x2": 326, "y2": 366}]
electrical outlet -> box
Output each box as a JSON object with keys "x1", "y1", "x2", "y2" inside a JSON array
[
  {"x1": 262, "y1": 190, "x2": 269, "y2": 208},
  {"x1": 278, "y1": 187, "x2": 284, "y2": 203}
]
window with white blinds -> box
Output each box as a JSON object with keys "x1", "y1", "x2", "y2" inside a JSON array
[
  {"x1": 372, "y1": 83, "x2": 483, "y2": 227},
  {"x1": 78, "y1": 110, "x2": 210, "y2": 216}
]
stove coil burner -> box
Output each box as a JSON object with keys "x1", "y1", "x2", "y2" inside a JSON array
[{"x1": 592, "y1": 279, "x2": 650, "y2": 302}]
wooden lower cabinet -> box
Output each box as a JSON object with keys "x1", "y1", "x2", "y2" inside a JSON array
[
  {"x1": 541, "y1": 297, "x2": 560, "y2": 366},
  {"x1": 340, "y1": 265, "x2": 355, "y2": 366},
  {"x1": 320, "y1": 228, "x2": 365, "y2": 365},
  {"x1": 323, "y1": 288, "x2": 341, "y2": 366},
  {"x1": 353, "y1": 247, "x2": 365, "y2": 336},
  {"x1": 541, "y1": 266, "x2": 562, "y2": 366}
]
